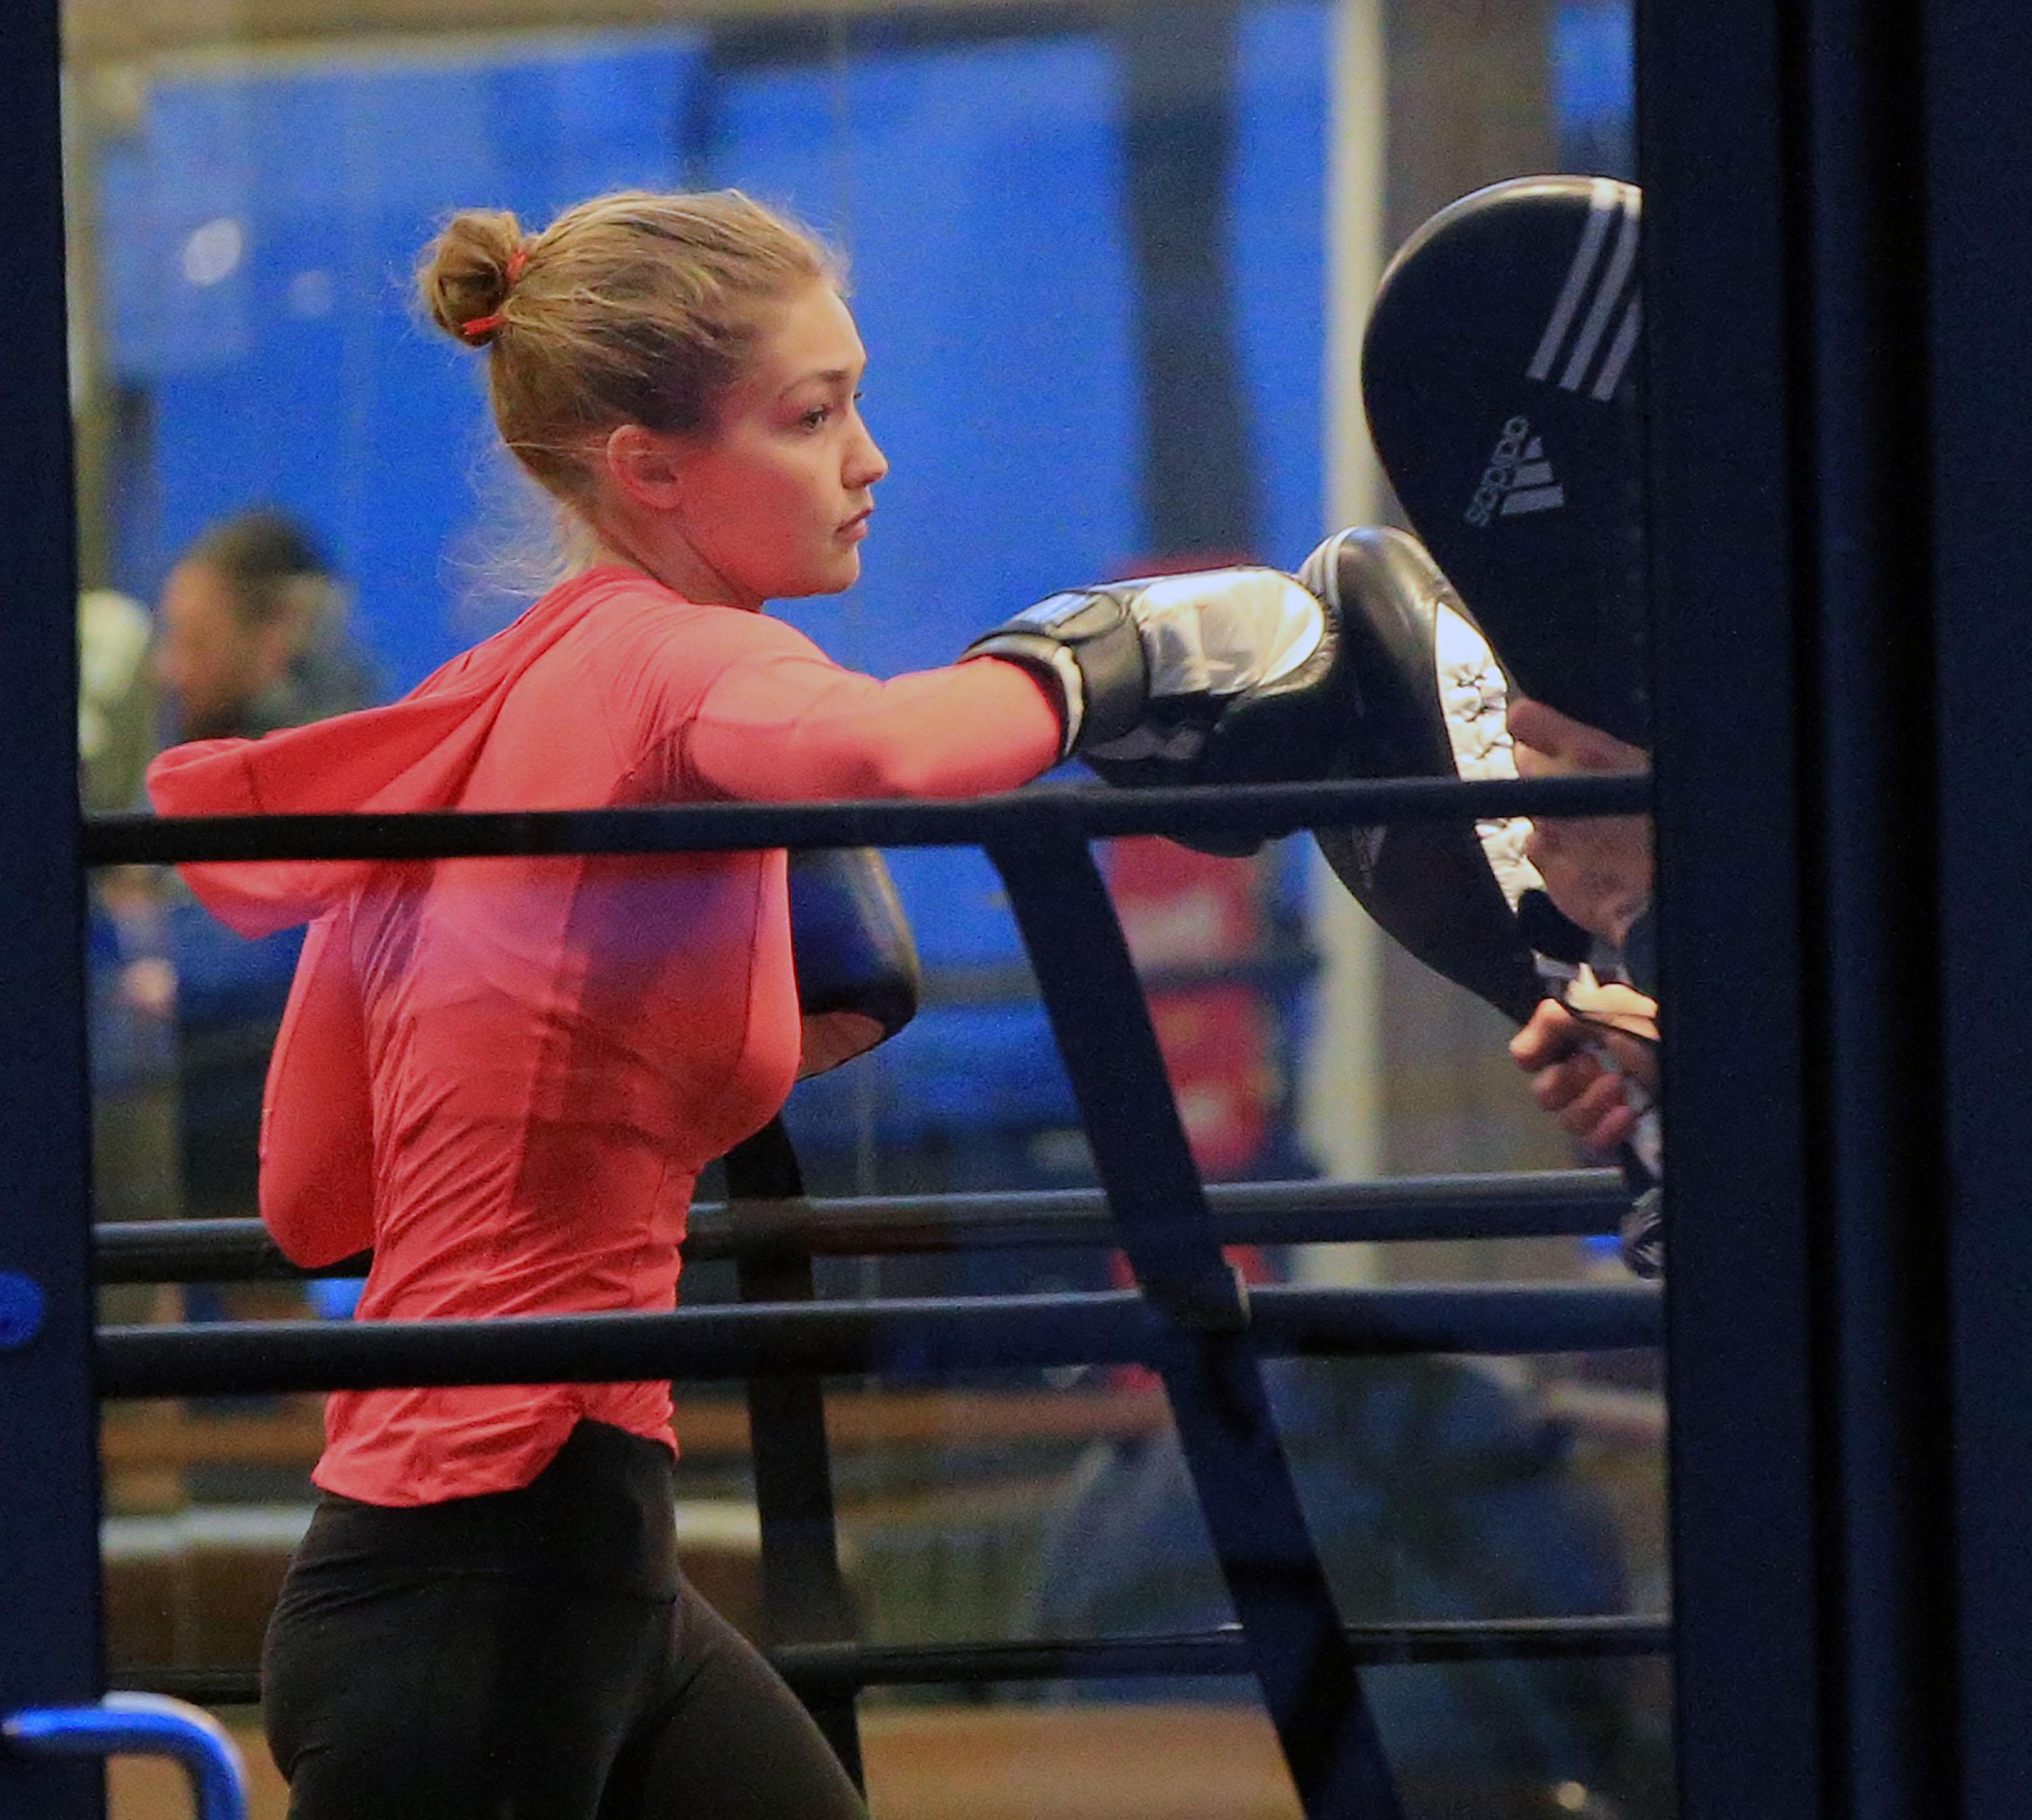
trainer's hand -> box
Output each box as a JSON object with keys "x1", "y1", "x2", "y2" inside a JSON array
[
  {"x1": 1509, "y1": 694, "x2": 1652, "y2": 948},
  {"x1": 1510, "y1": 992, "x2": 1658, "y2": 1156}
]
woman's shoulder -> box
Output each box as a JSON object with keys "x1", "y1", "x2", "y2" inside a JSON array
[{"x1": 574, "y1": 568, "x2": 826, "y2": 664}]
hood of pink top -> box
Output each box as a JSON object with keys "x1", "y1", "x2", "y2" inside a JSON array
[{"x1": 144, "y1": 567, "x2": 649, "y2": 937}]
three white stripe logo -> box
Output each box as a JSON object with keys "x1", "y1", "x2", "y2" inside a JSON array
[
  {"x1": 1501, "y1": 438, "x2": 1564, "y2": 516},
  {"x1": 1527, "y1": 177, "x2": 1642, "y2": 404}
]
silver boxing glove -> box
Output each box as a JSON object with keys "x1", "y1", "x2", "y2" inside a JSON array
[{"x1": 962, "y1": 566, "x2": 1347, "y2": 787}]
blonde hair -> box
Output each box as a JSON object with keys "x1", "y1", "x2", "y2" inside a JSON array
[{"x1": 418, "y1": 188, "x2": 839, "y2": 506}]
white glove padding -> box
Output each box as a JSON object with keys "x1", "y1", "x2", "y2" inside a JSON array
[
  {"x1": 962, "y1": 568, "x2": 1340, "y2": 778},
  {"x1": 1298, "y1": 524, "x2": 1546, "y2": 1023}
]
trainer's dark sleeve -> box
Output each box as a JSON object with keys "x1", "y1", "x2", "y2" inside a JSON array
[{"x1": 1621, "y1": 905, "x2": 1658, "y2": 999}]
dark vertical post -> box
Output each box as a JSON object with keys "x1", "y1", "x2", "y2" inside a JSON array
[
  {"x1": 1645, "y1": 0, "x2": 1964, "y2": 1812},
  {"x1": 1638, "y1": 2, "x2": 1829, "y2": 1814},
  {"x1": 989, "y1": 835, "x2": 1401, "y2": 1820},
  {"x1": 1795, "y1": 5, "x2": 1957, "y2": 1813},
  {"x1": 725, "y1": 1119, "x2": 864, "y2": 1789},
  {"x1": 1114, "y1": 0, "x2": 1258, "y2": 564},
  {"x1": 1924, "y1": 1, "x2": 2032, "y2": 1811},
  {"x1": 0, "y1": 3, "x2": 108, "y2": 1817}
]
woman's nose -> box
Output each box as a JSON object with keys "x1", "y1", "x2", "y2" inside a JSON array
[{"x1": 847, "y1": 421, "x2": 888, "y2": 490}]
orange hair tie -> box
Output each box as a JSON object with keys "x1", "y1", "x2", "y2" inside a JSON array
[{"x1": 460, "y1": 245, "x2": 530, "y2": 343}]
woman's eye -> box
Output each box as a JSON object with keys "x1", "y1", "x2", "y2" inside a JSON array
[{"x1": 799, "y1": 406, "x2": 831, "y2": 430}]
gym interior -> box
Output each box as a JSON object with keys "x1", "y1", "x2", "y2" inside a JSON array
[{"x1": 3, "y1": 0, "x2": 2024, "y2": 1815}]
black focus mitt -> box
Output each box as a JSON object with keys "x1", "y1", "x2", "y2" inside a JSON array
[
  {"x1": 1299, "y1": 525, "x2": 1547, "y2": 1025},
  {"x1": 1363, "y1": 174, "x2": 1649, "y2": 748}
]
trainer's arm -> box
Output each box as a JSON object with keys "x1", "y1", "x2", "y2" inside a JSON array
[
  {"x1": 1509, "y1": 695, "x2": 1653, "y2": 951},
  {"x1": 259, "y1": 906, "x2": 377, "y2": 1268}
]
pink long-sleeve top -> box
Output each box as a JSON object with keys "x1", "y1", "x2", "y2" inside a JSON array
[{"x1": 146, "y1": 567, "x2": 1061, "y2": 1505}]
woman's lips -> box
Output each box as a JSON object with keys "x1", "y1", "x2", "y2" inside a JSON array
[{"x1": 839, "y1": 508, "x2": 872, "y2": 541}]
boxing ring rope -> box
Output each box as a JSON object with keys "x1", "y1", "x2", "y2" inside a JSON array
[
  {"x1": 85, "y1": 773, "x2": 1652, "y2": 1820},
  {"x1": 94, "y1": 1163, "x2": 1653, "y2": 1792},
  {"x1": 770, "y1": 1618, "x2": 1676, "y2": 1683},
  {"x1": 96, "y1": 1283, "x2": 1661, "y2": 1398},
  {"x1": 93, "y1": 1169, "x2": 1630, "y2": 1283},
  {"x1": 82, "y1": 771, "x2": 1647, "y2": 866},
  {"x1": 121, "y1": 1614, "x2": 1674, "y2": 1715}
]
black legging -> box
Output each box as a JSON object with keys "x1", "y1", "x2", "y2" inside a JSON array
[{"x1": 264, "y1": 1418, "x2": 867, "y2": 1820}]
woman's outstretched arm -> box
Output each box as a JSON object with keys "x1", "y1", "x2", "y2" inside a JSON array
[{"x1": 678, "y1": 637, "x2": 1065, "y2": 803}]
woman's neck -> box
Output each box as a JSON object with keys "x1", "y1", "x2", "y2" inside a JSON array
[{"x1": 583, "y1": 517, "x2": 761, "y2": 613}]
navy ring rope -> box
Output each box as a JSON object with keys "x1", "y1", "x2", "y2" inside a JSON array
[
  {"x1": 117, "y1": 1616, "x2": 1674, "y2": 1714},
  {"x1": 82, "y1": 773, "x2": 1649, "y2": 867},
  {"x1": 79, "y1": 770, "x2": 1659, "y2": 1819},
  {"x1": 95, "y1": 1283, "x2": 1661, "y2": 1400},
  {"x1": 91, "y1": 1168, "x2": 1630, "y2": 1284}
]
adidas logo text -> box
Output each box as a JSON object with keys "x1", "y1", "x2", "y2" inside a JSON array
[{"x1": 1464, "y1": 416, "x2": 1565, "y2": 527}]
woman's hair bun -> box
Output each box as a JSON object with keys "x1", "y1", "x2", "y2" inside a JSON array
[
  {"x1": 415, "y1": 188, "x2": 833, "y2": 502},
  {"x1": 418, "y1": 209, "x2": 526, "y2": 348}
]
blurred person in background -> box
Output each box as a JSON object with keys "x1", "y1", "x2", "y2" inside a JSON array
[
  {"x1": 1028, "y1": 1349, "x2": 1669, "y2": 1818},
  {"x1": 156, "y1": 508, "x2": 381, "y2": 744},
  {"x1": 80, "y1": 585, "x2": 158, "y2": 814},
  {"x1": 81, "y1": 586, "x2": 182, "y2": 1324}
]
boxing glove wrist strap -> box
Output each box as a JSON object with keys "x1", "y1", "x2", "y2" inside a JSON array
[{"x1": 962, "y1": 594, "x2": 1149, "y2": 759}]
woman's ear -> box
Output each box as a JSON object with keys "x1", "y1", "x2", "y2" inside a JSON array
[{"x1": 601, "y1": 423, "x2": 690, "y2": 512}]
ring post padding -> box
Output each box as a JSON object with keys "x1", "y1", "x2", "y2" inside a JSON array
[
  {"x1": 724, "y1": 1118, "x2": 865, "y2": 1790},
  {"x1": 986, "y1": 830, "x2": 1403, "y2": 1820},
  {"x1": 5, "y1": 1694, "x2": 248, "y2": 1820},
  {"x1": 0, "y1": 1271, "x2": 45, "y2": 1350}
]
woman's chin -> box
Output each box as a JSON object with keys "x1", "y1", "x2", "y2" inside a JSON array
[{"x1": 778, "y1": 553, "x2": 862, "y2": 600}]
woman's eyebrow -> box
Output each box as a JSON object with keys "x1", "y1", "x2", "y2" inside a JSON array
[{"x1": 777, "y1": 362, "x2": 864, "y2": 399}]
